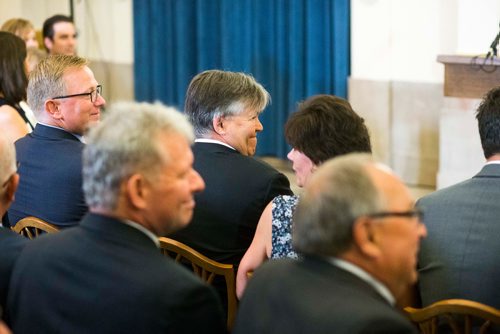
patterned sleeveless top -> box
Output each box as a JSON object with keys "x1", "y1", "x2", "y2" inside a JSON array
[{"x1": 271, "y1": 195, "x2": 299, "y2": 259}]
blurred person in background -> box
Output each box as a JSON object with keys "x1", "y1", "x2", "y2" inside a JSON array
[
  {"x1": 42, "y1": 14, "x2": 77, "y2": 56},
  {"x1": 1, "y1": 18, "x2": 39, "y2": 49}
]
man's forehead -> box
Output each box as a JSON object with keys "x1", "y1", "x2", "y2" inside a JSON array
[{"x1": 53, "y1": 22, "x2": 75, "y2": 34}]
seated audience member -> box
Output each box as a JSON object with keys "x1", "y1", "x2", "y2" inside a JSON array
[
  {"x1": 417, "y1": 86, "x2": 500, "y2": 308},
  {"x1": 6, "y1": 102, "x2": 226, "y2": 334},
  {"x1": 0, "y1": 32, "x2": 34, "y2": 144},
  {"x1": 8, "y1": 55, "x2": 105, "y2": 228},
  {"x1": 0, "y1": 133, "x2": 27, "y2": 317},
  {"x1": 171, "y1": 69, "x2": 293, "y2": 266},
  {"x1": 236, "y1": 94, "x2": 372, "y2": 298},
  {"x1": 42, "y1": 14, "x2": 77, "y2": 55},
  {"x1": 1, "y1": 18, "x2": 39, "y2": 49},
  {"x1": 234, "y1": 153, "x2": 426, "y2": 334}
]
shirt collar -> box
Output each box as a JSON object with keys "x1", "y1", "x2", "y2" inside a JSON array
[
  {"x1": 122, "y1": 219, "x2": 160, "y2": 248},
  {"x1": 485, "y1": 160, "x2": 500, "y2": 165},
  {"x1": 195, "y1": 138, "x2": 235, "y2": 151},
  {"x1": 328, "y1": 257, "x2": 396, "y2": 306},
  {"x1": 37, "y1": 122, "x2": 86, "y2": 143}
]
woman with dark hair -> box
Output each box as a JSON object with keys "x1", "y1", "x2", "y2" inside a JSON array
[
  {"x1": 0, "y1": 31, "x2": 34, "y2": 143},
  {"x1": 236, "y1": 94, "x2": 372, "y2": 298}
]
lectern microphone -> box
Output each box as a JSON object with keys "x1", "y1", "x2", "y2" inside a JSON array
[{"x1": 486, "y1": 21, "x2": 500, "y2": 59}]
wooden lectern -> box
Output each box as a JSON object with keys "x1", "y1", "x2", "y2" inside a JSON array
[{"x1": 437, "y1": 55, "x2": 500, "y2": 99}]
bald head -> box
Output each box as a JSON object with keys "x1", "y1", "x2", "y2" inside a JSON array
[{"x1": 293, "y1": 153, "x2": 427, "y2": 299}]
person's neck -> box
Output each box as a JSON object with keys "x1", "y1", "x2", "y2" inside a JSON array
[{"x1": 486, "y1": 154, "x2": 500, "y2": 162}]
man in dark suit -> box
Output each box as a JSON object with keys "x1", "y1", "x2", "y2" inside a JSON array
[
  {"x1": 0, "y1": 134, "x2": 27, "y2": 319},
  {"x1": 8, "y1": 55, "x2": 105, "y2": 228},
  {"x1": 6, "y1": 102, "x2": 226, "y2": 333},
  {"x1": 234, "y1": 154, "x2": 426, "y2": 333},
  {"x1": 417, "y1": 86, "x2": 500, "y2": 308},
  {"x1": 171, "y1": 70, "x2": 293, "y2": 266}
]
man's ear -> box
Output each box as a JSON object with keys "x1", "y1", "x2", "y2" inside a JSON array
[
  {"x1": 212, "y1": 115, "x2": 226, "y2": 135},
  {"x1": 125, "y1": 174, "x2": 148, "y2": 210},
  {"x1": 4, "y1": 173, "x2": 19, "y2": 205},
  {"x1": 352, "y1": 216, "x2": 382, "y2": 259},
  {"x1": 44, "y1": 37, "x2": 53, "y2": 51},
  {"x1": 45, "y1": 100, "x2": 63, "y2": 119}
]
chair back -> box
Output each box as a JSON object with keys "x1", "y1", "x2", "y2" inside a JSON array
[
  {"x1": 404, "y1": 299, "x2": 500, "y2": 334},
  {"x1": 11, "y1": 216, "x2": 59, "y2": 239},
  {"x1": 159, "y1": 237, "x2": 237, "y2": 330}
]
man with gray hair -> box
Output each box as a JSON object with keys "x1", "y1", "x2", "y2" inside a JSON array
[
  {"x1": 234, "y1": 153, "x2": 426, "y2": 333},
  {"x1": 0, "y1": 133, "x2": 26, "y2": 318},
  {"x1": 8, "y1": 54, "x2": 105, "y2": 228},
  {"x1": 7, "y1": 102, "x2": 226, "y2": 333},
  {"x1": 171, "y1": 70, "x2": 293, "y2": 267}
]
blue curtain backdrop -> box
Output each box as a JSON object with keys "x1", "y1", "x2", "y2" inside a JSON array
[{"x1": 133, "y1": 0, "x2": 350, "y2": 158}]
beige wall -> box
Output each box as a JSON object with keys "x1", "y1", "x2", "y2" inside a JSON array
[{"x1": 350, "y1": 0, "x2": 500, "y2": 188}]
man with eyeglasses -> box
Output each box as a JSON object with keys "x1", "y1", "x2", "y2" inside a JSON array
[
  {"x1": 234, "y1": 153, "x2": 426, "y2": 334},
  {"x1": 7, "y1": 55, "x2": 105, "y2": 229},
  {"x1": 0, "y1": 133, "x2": 26, "y2": 321},
  {"x1": 417, "y1": 86, "x2": 500, "y2": 310}
]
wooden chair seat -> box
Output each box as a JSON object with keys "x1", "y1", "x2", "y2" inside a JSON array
[
  {"x1": 404, "y1": 299, "x2": 500, "y2": 334},
  {"x1": 11, "y1": 216, "x2": 59, "y2": 239},
  {"x1": 159, "y1": 237, "x2": 237, "y2": 330}
]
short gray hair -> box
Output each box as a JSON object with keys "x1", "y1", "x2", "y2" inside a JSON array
[
  {"x1": 82, "y1": 101, "x2": 194, "y2": 210},
  {"x1": 27, "y1": 55, "x2": 89, "y2": 117},
  {"x1": 0, "y1": 133, "x2": 16, "y2": 195},
  {"x1": 293, "y1": 153, "x2": 385, "y2": 256},
  {"x1": 184, "y1": 70, "x2": 270, "y2": 137}
]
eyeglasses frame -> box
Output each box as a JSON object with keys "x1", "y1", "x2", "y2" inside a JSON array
[
  {"x1": 366, "y1": 208, "x2": 424, "y2": 222},
  {"x1": 51, "y1": 85, "x2": 102, "y2": 103}
]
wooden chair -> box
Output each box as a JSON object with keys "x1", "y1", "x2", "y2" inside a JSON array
[
  {"x1": 404, "y1": 299, "x2": 500, "y2": 334},
  {"x1": 159, "y1": 237, "x2": 237, "y2": 330},
  {"x1": 11, "y1": 216, "x2": 59, "y2": 239}
]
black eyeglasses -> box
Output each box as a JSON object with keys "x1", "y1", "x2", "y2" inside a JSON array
[
  {"x1": 52, "y1": 85, "x2": 102, "y2": 103},
  {"x1": 367, "y1": 208, "x2": 424, "y2": 221}
]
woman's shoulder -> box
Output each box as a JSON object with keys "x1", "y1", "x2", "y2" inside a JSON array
[{"x1": 0, "y1": 103, "x2": 22, "y2": 120}]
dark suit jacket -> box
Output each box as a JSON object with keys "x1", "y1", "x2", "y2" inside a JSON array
[
  {"x1": 6, "y1": 213, "x2": 226, "y2": 334},
  {"x1": 8, "y1": 124, "x2": 88, "y2": 228},
  {"x1": 417, "y1": 164, "x2": 500, "y2": 308},
  {"x1": 0, "y1": 228, "x2": 27, "y2": 316},
  {"x1": 234, "y1": 257, "x2": 417, "y2": 334},
  {"x1": 171, "y1": 142, "x2": 293, "y2": 265}
]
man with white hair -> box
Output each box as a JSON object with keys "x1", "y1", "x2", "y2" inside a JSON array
[
  {"x1": 7, "y1": 102, "x2": 225, "y2": 333},
  {"x1": 235, "y1": 153, "x2": 426, "y2": 333},
  {"x1": 0, "y1": 133, "x2": 26, "y2": 317}
]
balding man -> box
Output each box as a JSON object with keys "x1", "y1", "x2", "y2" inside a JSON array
[{"x1": 234, "y1": 153, "x2": 426, "y2": 334}]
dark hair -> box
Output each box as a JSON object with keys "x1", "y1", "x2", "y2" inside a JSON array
[
  {"x1": 42, "y1": 14, "x2": 73, "y2": 40},
  {"x1": 476, "y1": 86, "x2": 500, "y2": 159},
  {"x1": 0, "y1": 31, "x2": 27, "y2": 104},
  {"x1": 284, "y1": 95, "x2": 372, "y2": 165}
]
